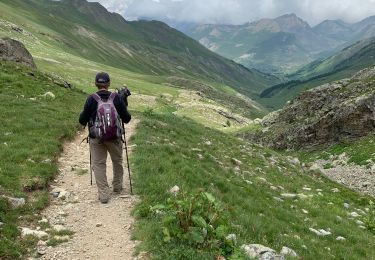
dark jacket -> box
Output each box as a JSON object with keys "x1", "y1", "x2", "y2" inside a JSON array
[{"x1": 79, "y1": 90, "x2": 131, "y2": 129}]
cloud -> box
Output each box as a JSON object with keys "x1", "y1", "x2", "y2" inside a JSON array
[{"x1": 88, "y1": 0, "x2": 375, "y2": 25}]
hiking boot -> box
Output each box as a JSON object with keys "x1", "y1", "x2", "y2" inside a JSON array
[
  {"x1": 99, "y1": 196, "x2": 110, "y2": 204},
  {"x1": 113, "y1": 187, "x2": 123, "y2": 194}
]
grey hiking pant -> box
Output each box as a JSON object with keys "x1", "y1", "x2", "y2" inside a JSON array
[{"x1": 90, "y1": 138, "x2": 124, "y2": 200}]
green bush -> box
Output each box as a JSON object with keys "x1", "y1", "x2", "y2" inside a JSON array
[{"x1": 151, "y1": 190, "x2": 236, "y2": 256}]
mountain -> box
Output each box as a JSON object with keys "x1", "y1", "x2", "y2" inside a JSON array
[
  {"x1": 313, "y1": 20, "x2": 354, "y2": 41},
  {"x1": 186, "y1": 14, "x2": 375, "y2": 75},
  {"x1": 1, "y1": 0, "x2": 278, "y2": 98},
  {"x1": 258, "y1": 37, "x2": 375, "y2": 109}
]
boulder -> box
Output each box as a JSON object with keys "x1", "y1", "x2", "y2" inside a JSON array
[
  {"x1": 1, "y1": 195, "x2": 25, "y2": 209},
  {"x1": 0, "y1": 38, "x2": 36, "y2": 68},
  {"x1": 241, "y1": 244, "x2": 284, "y2": 260}
]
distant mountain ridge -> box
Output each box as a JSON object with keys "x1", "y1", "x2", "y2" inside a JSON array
[
  {"x1": 258, "y1": 37, "x2": 375, "y2": 109},
  {"x1": 186, "y1": 14, "x2": 375, "y2": 75}
]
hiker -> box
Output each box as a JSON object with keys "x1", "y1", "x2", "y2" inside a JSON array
[{"x1": 79, "y1": 72, "x2": 131, "y2": 203}]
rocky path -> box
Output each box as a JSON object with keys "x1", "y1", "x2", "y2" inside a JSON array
[{"x1": 39, "y1": 120, "x2": 139, "y2": 260}]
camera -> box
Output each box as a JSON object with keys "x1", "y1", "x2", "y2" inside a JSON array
[{"x1": 117, "y1": 86, "x2": 131, "y2": 106}]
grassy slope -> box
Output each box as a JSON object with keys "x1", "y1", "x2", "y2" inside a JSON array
[
  {"x1": 131, "y1": 112, "x2": 375, "y2": 259},
  {"x1": 292, "y1": 37, "x2": 375, "y2": 79},
  {"x1": 259, "y1": 38, "x2": 375, "y2": 109},
  {"x1": 0, "y1": 62, "x2": 84, "y2": 259}
]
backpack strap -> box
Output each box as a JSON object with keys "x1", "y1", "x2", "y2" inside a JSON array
[
  {"x1": 108, "y1": 92, "x2": 117, "y2": 102},
  {"x1": 91, "y1": 93, "x2": 102, "y2": 102}
]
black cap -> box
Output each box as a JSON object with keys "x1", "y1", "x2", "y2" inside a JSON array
[{"x1": 95, "y1": 72, "x2": 110, "y2": 84}]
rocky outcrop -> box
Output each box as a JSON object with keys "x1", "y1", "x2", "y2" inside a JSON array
[
  {"x1": 245, "y1": 66, "x2": 375, "y2": 149},
  {"x1": 0, "y1": 37, "x2": 36, "y2": 68}
]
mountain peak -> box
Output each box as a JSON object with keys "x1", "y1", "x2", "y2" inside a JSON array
[
  {"x1": 274, "y1": 13, "x2": 311, "y2": 32},
  {"x1": 64, "y1": 0, "x2": 126, "y2": 24}
]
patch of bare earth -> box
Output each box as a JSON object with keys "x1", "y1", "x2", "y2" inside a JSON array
[{"x1": 40, "y1": 120, "x2": 140, "y2": 260}]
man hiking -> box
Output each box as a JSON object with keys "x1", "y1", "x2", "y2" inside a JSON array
[{"x1": 79, "y1": 72, "x2": 131, "y2": 203}]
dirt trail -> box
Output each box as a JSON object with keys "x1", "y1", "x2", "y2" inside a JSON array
[{"x1": 40, "y1": 120, "x2": 139, "y2": 260}]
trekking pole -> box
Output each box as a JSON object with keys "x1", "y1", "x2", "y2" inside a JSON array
[
  {"x1": 122, "y1": 122, "x2": 133, "y2": 195},
  {"x1": 81, "y1": 135, "x2": 93, "y2": 186},
  {"x1": 88, "y1": 137, "x2": 93, "y2": 186}
]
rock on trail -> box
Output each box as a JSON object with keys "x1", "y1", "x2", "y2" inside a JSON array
[{"x1": 40, "y1": 120, "x2": 139, "y2": 260}]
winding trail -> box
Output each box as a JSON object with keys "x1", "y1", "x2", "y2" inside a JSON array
[{"x1": 40, "y1": 120, "x2": 139, "y2": 260}]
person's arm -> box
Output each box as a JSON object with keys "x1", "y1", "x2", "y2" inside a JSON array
[
  {"x1": 79, "y1": 96, "x2": 92, "y2": 126},
  {"x1": 114, "y1": 95, "x2": 131, "y2": 124}
]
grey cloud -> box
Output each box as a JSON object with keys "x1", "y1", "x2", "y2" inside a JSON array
[{"x1": 89, "y1": 0, "x2": 375, "y2": 25}]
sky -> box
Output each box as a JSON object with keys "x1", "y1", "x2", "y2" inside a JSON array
[{"x1": 88, "y1": 0, "x2": 375, "y2": 26}]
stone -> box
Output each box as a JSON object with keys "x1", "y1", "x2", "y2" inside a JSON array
[
  {"x1": 53, "y1": 235, "x2": 70, "y2": 241},
  {"x1": 58, "y1": 190, "x2": 70, "y2": 200},
  {"x1": 371, "y1": 164, "x2": 375, "y2": 174},
  {"x1": 362, "y1": 182, "x2": 371, "y2": 187},
  {"x1": 336, "y1": 236, "x2": 346, "y2": 241},
  {"x1": 280, "y1": 246, "x2": 298, "y2": 257},
  {"x1": 38, "y1": 218, "x2": 48, "y2": 224},
  {"x1": 225, "y1": 234, "x2": 237, "y2": 245},
  {"x1": 349, "y1": 212, "x2": 360, "y2": 218},
  {"x1": 359, "y1": 225, "x2": 366, "y2": 229},
  {"x1": 37, "y1": 248, "x2": 47, "y2": 255},
  {"x1": 205, "y1": 141, "x2": 212, "y2": 146},
  {"x1": 355, "y1": 220, "x2": 365, "y2": 226},
  {"x1": 241, "y1": 244, "x2": 283, "y2": 260},
  {"x1": 288, "y1": 157, "x2": 300, "y2": 166},
  {"x1": 57, "y1": 210, "x2": 67, "y2": 216},
  {"x1": 309, "y1": 228, "x2": 331, "y2": 236},
  {"x1": 37, "y1": 240, "x2": 47, "y2": 246},
  {"x1": 231, "y1": 158, "x2": 243, "y2": 166},
  {"x1": 53, "y1": 225, "x2": 66, "y2": 232},
  {"x1": 1, "y1": 195, "x2": 25, "y2": 209},
  {"x1": 169, "y1": 185, "x2": 180, "y2": 196},
  {"x1": 344, "y1": 203, "x2": 350, "y2": 209},
  {"x1": 0, "y1": 37, "x2": 36, "y2": 68},
  {"x1": 297, "y1": 193, "x2": 309, "y2": 199},
  {"x1": 96, "y1": 223, "x2": 103, "y2": 227},
  {"x1": 309, "y1": 163, "x2": 321, "y2": 172},
  {"x1": 21, "y1": 227, "x2": 48, "y2": 238},
  {"x1": 42, "y1": 92, "x2": 55, "y2": 99},
  {"x1": 281, "y1": 193, "x2": 298, "y2": 199},
  {"x1": 0, "y1": 222, "x2": 4, "y2": 227},
  {"x1": 273, "y1": 197, "x2": 284, "y2": 202},
  {"x1": 302, "y1": 209, "x2": 309, "y2": 214}
]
